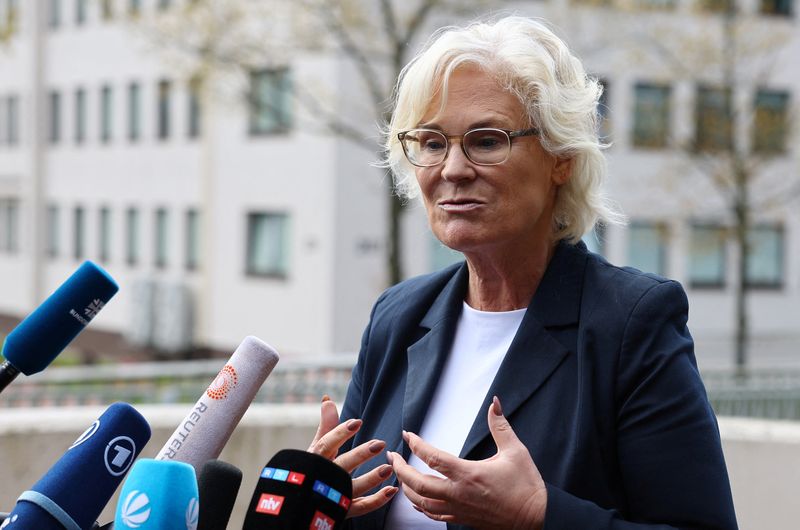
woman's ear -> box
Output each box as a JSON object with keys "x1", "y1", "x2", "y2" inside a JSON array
[{"x1": 552, "y1": 157, "x2": 573, "y2": 185}]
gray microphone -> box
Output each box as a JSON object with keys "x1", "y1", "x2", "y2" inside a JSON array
[{"x1": 155, "y1": 336, "x2": 280, "y2": 471}]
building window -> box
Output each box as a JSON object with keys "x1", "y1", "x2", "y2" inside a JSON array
[
  {"x1": 746, "y1": 224, "x2": 783, "y2": 288},
  {"x1": 188, "y1": 78, "x2": 202, "y2": 139},
  {"x1": 597, "y1": 78, "x2": 611, "y2": 142},
  {"x1": 100, "y1": 84, "x2": 113, "y2": 143},
  {"x1": 0, "y1": 198, "x2": 19, "y2": 254},
  {"x1": 185, "y1": 209, "x2": 200, "y2": 270},
  {"x1": 48, "y1": 0, "x2": 61, "y2": 29},
  {"x1": 246, "y1": 212, "x2": 289, "y2": 277},
  {"x1": 155, "y1": 208, "x2": 168, "y2": 268},
  {"x1": 45, "y1": 204, "x2": 59, "y2": 258},
  {"x1": 627, "y1": 222, "x2": 668, "y2": 275},
  {"x1": 6, "y1": 95, "x2": 19, "y2": 145},
  {"x1": 2, "y1": 0, "x2": 19, "y2": 38},
  {"x1": 249, "y1": 68, "x2": 292, "y2": 135},
  {"x1": 48, "y1": 91, "x2": 61, "y2": 144},
  {"x1": 75, "y1": 0, "x2": 87, "y2": 25},
  {"x1": 429, "y1": 233, "x2": 463, "y2": 271},
  {"x1": 635, "y1": 0, "x2": 676, "y2": 8},
  {"x1": 128, "y1": 0, "x2": 142, "y2": 17},
  {"x1": 126, "y1": 207, "x2": 139, "y2": 265},
  {"x1": 753, "y1": 89, "x2": 789, "y2": 154},
  {"x1": 700, "y1": 0, "x2": 733, "y2": 12},
  {"x1": 128, "y1": 82, "x2": 140, "y2": 141},
  {"x1": 98, "y1": 207, "x2": 111, "y2": 263},
  {"x1": 73, "y1": 206, "x2": 85, "y2": 260},
  {"x1": 761, "y1": 0, "x2": 793, "y2": 15},
  {"x1": 633, "y1": 83, "x2": 670, "y2": 148},
  {"x1": 157, "y1": 80, "x2": 171, "y2": 140},
  {"x1": 74, "y1": 88, "x2": 86, "y2": 144},
  {"x1": 689, "y1": 223, "x2": 727, "y2": 288},
  {"x1": 695, "y1": 86, "x2": 732, "y2": 151},
  {"x1": 101, "y1": 0, "x2": 113, "y2": 20}
]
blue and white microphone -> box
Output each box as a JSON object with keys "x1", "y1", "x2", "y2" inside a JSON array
[
  {"x1": 5, "y1": 402, "x2": 151, "y2": 529},
  {"x1": 114, "y1": 459, "x2": 199, "y2": 530},
  {"x1": 0, "y1": 260, "x2": 119, "y2": 393}
]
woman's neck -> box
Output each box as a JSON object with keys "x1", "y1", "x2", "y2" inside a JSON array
[{"x1": 463, "y1": 240, "x2": 557, "y2": 312}]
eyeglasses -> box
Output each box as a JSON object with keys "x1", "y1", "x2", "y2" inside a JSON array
[{"x1": 397, "y1": 127, "x2": 540, "y2": 167}]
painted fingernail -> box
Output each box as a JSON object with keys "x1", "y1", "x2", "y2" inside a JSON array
[
  {"x1": 492, "y1": 395, "x2": 503, "y2": 416},
  {"x1": 369, "y1": 440, "x2": 385, "y2": 453},
  {"x1": 412, "y1": 503, "x2": 422, "y2": 512},
  {"x1": 402, "y1": 430, "x2": 410, "y2": 442},
  {"x1": 385, "y1": 451, "x2": 394, "y2": 464},
  {"x1": 321, "y1": 394, "x2": 331, "y2": 403},
  {"x1": 378, "y1": 464, "x2": 393, "y2": 478},
  {"x1": 385, "y1": 487, "x2": 398, "y2": 498},
  {"x1": 347, "y1": 419, "x2": 362, "y2": 431}
]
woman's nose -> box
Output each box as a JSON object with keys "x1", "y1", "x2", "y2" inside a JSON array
[{"x1": 440, "y1": 142, "x2": 477, "y2": 183}]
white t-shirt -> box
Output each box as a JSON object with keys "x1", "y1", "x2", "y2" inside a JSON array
[{"x1": 385, "y1": 302, "x2": 526, "y2": 529}]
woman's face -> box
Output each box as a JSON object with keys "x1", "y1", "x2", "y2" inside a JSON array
[{"x1": 415, "y1": 66, "x2": 571, "y2": 257}]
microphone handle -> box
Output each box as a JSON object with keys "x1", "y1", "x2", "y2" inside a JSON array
[
  {"x1": 0, "y1": 513, "x2": 102, "y2": 529},
  {"x1": 0, "y1": 360, "x2": 21, "y2": 394}
]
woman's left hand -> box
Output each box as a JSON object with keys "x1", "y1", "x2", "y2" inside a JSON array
[{"x1": 388, "y1": 396, "x2": 548, "y2": 530}]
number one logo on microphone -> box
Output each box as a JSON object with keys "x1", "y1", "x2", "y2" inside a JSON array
[
  {"x1": 206, "y1": 364, "x2": 238, "y2": 400},
  {"x1": 104, "y1": 436, "x2": 137, "y2": 476}
]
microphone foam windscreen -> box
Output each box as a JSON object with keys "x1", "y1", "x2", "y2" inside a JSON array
[
  {"x1": 114, "y1": 459, "x2": 199, "y2": 530},
  {"x1": 155, "y1": 336, "x2": 280, "y2": 470},
  {"x1": 197, "y1": 459, "x2": 243, "y2": 530},
  {"x1": 242, "y1": 449, "x2": 353, "y2": 530},
  {"x1": 7, "y1": 402, "x2": 151, "y2": 530},
  {"x1": 2, "y1": 260, "x2": 119, "y2": 375}
]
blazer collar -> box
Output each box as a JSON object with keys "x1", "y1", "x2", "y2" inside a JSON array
[
  {"x1": 401, "y1": 263, "x2": 469, "y2": 446},
  {"x1": 402, "y1": 241, "x2": 588, "y2": 458}
]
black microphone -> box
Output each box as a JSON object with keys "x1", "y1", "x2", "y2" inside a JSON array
[
  {"x1": 242, "y1": 449, "x2": 352, "y2": 530},
  {"x1": 4, "y1": 402, "x2": 151, "y2": 529},
  {"x1": 197, "y1": 459, "x2": 243, "y2": 530}
]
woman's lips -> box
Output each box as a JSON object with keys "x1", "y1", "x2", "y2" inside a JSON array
[{"x1": 437, "y1": 199, "x2": 485, "y2": 212}]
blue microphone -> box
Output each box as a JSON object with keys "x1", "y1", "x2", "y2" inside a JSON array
[
  {"x1": 6, "y1": 402, "x2": 151, "y2": 530},
  {"x1": 114, "y1": 459, "x2": 199, "y2": 530},
  {"x1": 0, "y1": 260, "x2": 119, "y2": 393}
]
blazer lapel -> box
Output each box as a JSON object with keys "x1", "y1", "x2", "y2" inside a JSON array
[
  {"x1": 459, "y1": 241, "x2": 587, "y2": 458},
  {"x1": 401, "y1": 263, "x2": 469, "y2": 457}
]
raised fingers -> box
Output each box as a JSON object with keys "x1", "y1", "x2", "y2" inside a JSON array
[
  {"x1": 308, "y1": 398, "x2": 340, "y2": 451},
  {"x1": 352, "y1": 463, "x2": 394, "y2": 497},
  {"x1": 402, "y1": 430, "x2": 462, "y2": 479},
  {"x1": 334, "y1": 439, "x2": 386, "y2": 473},
  {"x1": 387, "y1": 450, "x2": 452, "y2": 502},
  {"x1": 348, "y1": 485, "x2": 398, "y2": 519},
  {"x1": 308, "y1": 418, "x2": 362, "y2": 460}
]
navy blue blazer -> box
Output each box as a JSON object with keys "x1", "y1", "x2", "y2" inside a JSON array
[{"x1": 340, "y1": 241, "x2": 738, "y2": 529}]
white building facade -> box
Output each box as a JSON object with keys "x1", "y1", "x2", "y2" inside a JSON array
[{"x1": 0, "y1": 0, "x2": 797, "y2": 369}]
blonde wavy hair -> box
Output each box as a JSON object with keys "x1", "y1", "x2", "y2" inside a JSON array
[{"x1": 382, "y1": 16, "x2": 624, "y2": 242}]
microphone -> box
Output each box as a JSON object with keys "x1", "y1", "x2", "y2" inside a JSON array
[
  {"x1": 197, "y1": 459, "x2": 243, "y2": 530},
  {"x1": 0, "y1": 260, "x2": 119, "y2": 393},
  {"x1": 242, "y1": 449, "x2": 353, "y2": 530},
  {"x1": 5, "y1": 402, "x2": 151, "y2": 530},
  {"x1": 114, "y1": 459, "x2": 199, "y2": 529},
  {"x1": 155, "y1": 335, "x2": 280, "y2": 470}
]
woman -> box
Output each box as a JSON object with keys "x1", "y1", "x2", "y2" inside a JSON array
[{"x1": 309, "y1": 16, "x2": 738, "y2": 530}]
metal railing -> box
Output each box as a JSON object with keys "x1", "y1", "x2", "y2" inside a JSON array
[
  {"x1": 0, "y1": 355, "x2": 357, "y2": 408},
  {"x1": 4, "y1": 361, "x2": 800, "y2": 421}
]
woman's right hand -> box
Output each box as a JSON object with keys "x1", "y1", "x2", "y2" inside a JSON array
[{"x1": 307, "y1": 396, "x2": 398, "y2": 518}]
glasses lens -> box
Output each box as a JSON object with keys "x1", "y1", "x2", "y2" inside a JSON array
[
  {"x1": 401, "y1": 129, "x2": 447, "y2": 167},
  {"x1": 464, "y1": 129, "x2": 511, "y2": 165}
]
